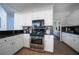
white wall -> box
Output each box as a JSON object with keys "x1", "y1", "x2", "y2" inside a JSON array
[
  {"x1": 54, "y1": 11, "x2": 70, "y2": 26},
  {"x1": 57, "y1": 9, "x2": 79, "y2": 26},
  {"x1": 54, "y1": 4, "x2": 79, "y2": 26},
  {"x1": 67, "y1": 9, "x2": 79, "y2": 26},
  {"x1": 14, "y1": 5, "x2": 53, "y2": 28}
]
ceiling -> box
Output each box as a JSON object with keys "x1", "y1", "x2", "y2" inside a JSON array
[
  {"x1": 0, "y1": 3, "x2": 79, "y2": 14},
  {"x1": 0, "y1": 3, "x2": 53, "y2": 13},
  {"x1": 54, "y1": 3, "x2": 79, "y2": 13}
]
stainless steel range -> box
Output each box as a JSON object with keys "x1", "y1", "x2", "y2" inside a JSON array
[{"x1": 30, "y1": 20, "x2": 45, "y2": 49}]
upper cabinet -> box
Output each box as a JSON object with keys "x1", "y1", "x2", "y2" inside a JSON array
[
  {"x1": 14, "y1": 5, "x2": 53, "y2": 30},
  {"x1": 23, "y1": 13, "x2": 32, "y2": 26},
  {"x1": 0, "y1": 6, "x2": 7, "y2": 31},
  {"x1": 7, "y1": 13, "x2": 14, "y2": 30},
  {"x1": 14, "y1": 7, "x2": 53, "y2": 30},
  {"x1": 31, "y1": 9, "x2": 53, "y2": 26},
  {"x1": 14, "y1": 13, "x2": 32, "y2": 30},
  {"x1": 0, "y1": 6, "x2": 14, "y2": 31},
  {"x1": 14, "y1": 13, "x2": 25, "y2": 30}
]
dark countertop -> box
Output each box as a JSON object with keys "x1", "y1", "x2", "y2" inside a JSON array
[
  {"x1": 62, "y1": 26, "x2": 79, "y2": 35},
  {"x1": 0, "y1": 30, "x2": 24, "y2": 39},
  {"x1": 62, "y1": 31, "x2": 79, "y2": 36},
  {"x1": 0, "y1": 29, "x2": 53, "y2": 39}
]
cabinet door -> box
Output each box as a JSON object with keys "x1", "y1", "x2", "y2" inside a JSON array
[
  {"x1": 14, "y1": 14, "x2": 24, "y2": 30},
  {"x1": 62, "y1": 32, "x2": 79, "y2": 52},
  {"x1": 0, "y1": 45, "x2": 6, "y2": 55},
  {"x1": 23, "y1": 34, "x2": 30, "y2": 48},
  {"x1": 44, "y1": 35, "x2": 54, "y2": 52},
  {"x1": 4, "y1": 41, "x2": 13, "y2": 55},
  {"x1": 0, "y1": 42, "x2": 13, "y2": 55},
  {"x1": 13, "y1": 40, "x2": 20, "y2": 53},
  {"x1": 17, "y1": 34, "x2": 24, "y2": 47},
  {"x1": 0, "y1": 6, "x2": 7, "y2": 31},
  {"x1": 0, "y1": 16, "x2": 6, "y2": 31},
  {"x1": 0, "y1": 35, "x2": 24, "y2": 55},
  {"x1": 15, "y1": 39, "x2": 23, "y2": 51},
  {"x1": 25, "y1": 17, "x2": 32, "y2": 26},
  {"x1": 11, "y1": 36, "x2": 21, "y2": 53},
  {"x1": 62, "y1": 32, "x2": 72, "y2": 46},
  {"x1": 7, "y1": 14, "x2": 14, "y2": 30},
  {"x1": 74, "y1": 38, "x2": 79, "y2": 52},
  {"x1": 71, "y1": 37, "x2": 79, "y2": 52}
]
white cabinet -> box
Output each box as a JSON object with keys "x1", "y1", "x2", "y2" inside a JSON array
[
  {"x1": 14, "y1": 13, "x2": 24, "y2": 30},
  {"x1": 0, "y1": 45, "x2": 7, "y2": 55},
  {"x1": 44, "y1": 35, "x2": 54, "y2": 52},
  {"x1": 0, "y1": 38, "x2": 13, "y2": 55},
  {"x1": 0, "y1": 6, "x2": 7, "y2": 31},
  {"x1": 7, "y1": 13, "x2": 14, "y2": 30},
  {"x1": 69, "y1": 36, "x2": 79, "y2": 52},
  {"x1": 0, "y1": 6, "x2": 14, "y2": 31},
  {"x1": 11, "y1": 34, "x2": 24, "y2": 53},
  {"x1": 14, "y1": 35, "x2": 24, "y2": 51},
  {"x1": 73, "y1": 38, "x2": 79, "y2": 52},
  {"x1": 4, "y1": 41, "x2": 13, "y2": 55},
  {"x1": 0, "y1": 34, "x2": 24, "y2": 55},
  {"x1": 44, "y1": 15, "x2": 53, "y2": 26},
  {"x1": 18, "y1": 34, "x2": 24, "y2": 47},
  {"x1": 23, "y1": 34, "x2": 30, "y2": 48},
  {"x1": 0, "y1": 16, "x2": 7, "y2": 31},
  {"x1": 24, "y1": 13, "x2": 32, "y2": 26},
  {"x1": 62, "y1": 32, "x2": 79, "y2": 52}
]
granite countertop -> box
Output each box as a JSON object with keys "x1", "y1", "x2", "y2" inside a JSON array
[
  {"x1": 62, "y1": 32, "x2": 79, "y2": 36},
  {"x1": 0, "y1": 30, "x2": 24, "y2": 39}
]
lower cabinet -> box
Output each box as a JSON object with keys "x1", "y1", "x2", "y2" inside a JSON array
[
  {"x1": 0, "y1": 34, "x2": 24, "y2": 55},
  {"x1": 4, "y1": 41, "x2": 14, "y2": 55},
  {"x1": 23, "y1": 34, "x2": 30, "y2": 48},
  {"x1": 0, "y1": 40, "x2": 14, "y2": 55},
  {"x1": 0, "y1": 45, "x2": 7, "y2": 55},
  {"x1": 44, "y1": 35, "x2": 54, "y2": 52},
  {"x1": 62, "y1": 32, "x2": 79, "y2": 53}
]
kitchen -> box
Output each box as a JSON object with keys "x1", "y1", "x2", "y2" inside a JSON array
[
  {"x1": 0, "y1": 3, "x2": 79, "y2": 55},
  {"x1": 0, "y1": 3, "x2": 54, "y2": 55}
]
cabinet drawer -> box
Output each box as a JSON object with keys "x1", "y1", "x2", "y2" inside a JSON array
[{"x1": 44, "y1": 35, "x2": 53, "y2": 40}]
